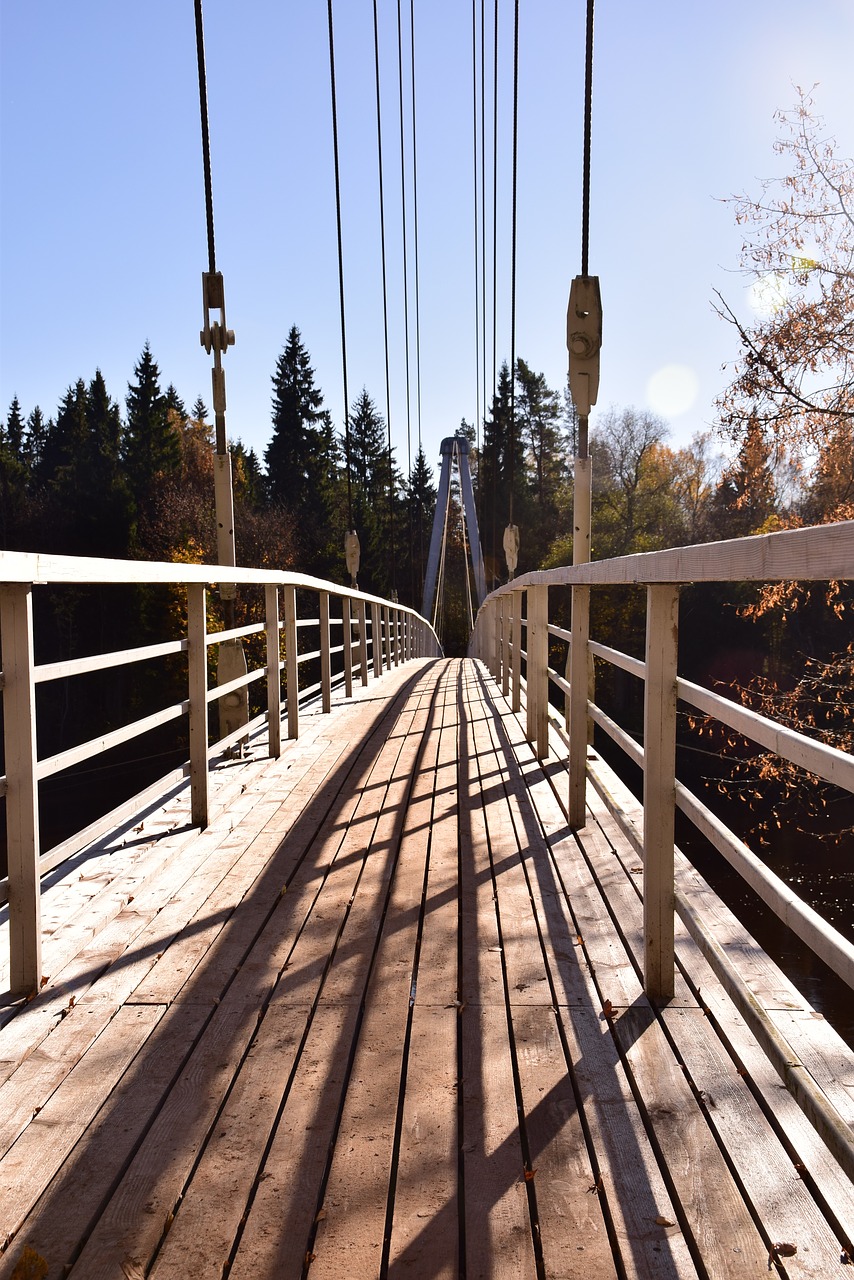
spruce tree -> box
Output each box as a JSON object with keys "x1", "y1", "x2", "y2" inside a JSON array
[
  {"x1": 5, "y1": 397, "x2": 26, "y2": 461},
  {"x1": 405, "y1": 445, "x2": 437, "y2": 609},
  {"x1": 192, "y1": 396, "x2": 209, "y2": 423},
  {"x1": 265, "y1": 326, "x2": 340, "y2": 570},
  {"x1": 123, "y1": 343, "x2": 179, "y2": 504}
]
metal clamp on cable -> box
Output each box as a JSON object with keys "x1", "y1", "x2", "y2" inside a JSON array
[
  {"x1": 567, "y1": 275, "x2": 602, "y2": 420},
  {"x1": 200, "y1": 271, "x2": 235, "y2": 357}
]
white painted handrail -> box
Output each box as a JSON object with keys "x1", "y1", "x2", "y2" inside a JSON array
[
  {"x1": 0, "y1": 550, "x2": 441, "y2": 997},
  {"x1": 470, "y1": 519, "x2": 854, "y2": 1002}
]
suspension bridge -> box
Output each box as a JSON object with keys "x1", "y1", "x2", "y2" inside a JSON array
[{"x1": 2, "y1": 2, "x2": 854, "y2": 1277}]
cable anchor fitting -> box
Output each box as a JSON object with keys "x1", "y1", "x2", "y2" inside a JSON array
[{"x1": 567, "y1": 275, "x2": 602, "y2": 419}]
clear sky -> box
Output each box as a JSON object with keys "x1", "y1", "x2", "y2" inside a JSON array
[{"x1": 1, "y1": 1, "x2": 852, "y2": 483}]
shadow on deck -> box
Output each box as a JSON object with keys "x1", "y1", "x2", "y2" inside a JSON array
[{"x1": 0, "y1": 658, "x2": 852, "y2": 1279}]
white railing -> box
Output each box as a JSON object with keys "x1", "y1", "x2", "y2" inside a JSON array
[
  {"x1": 470, "y1": 520, "x2": 854, "y2": 1000},
  {"x1": 470, "y1": 520, "x2": 854, "y2": 1177},
  {"x1": 0, "y1": 551, "x2": 441, "y2": 997}
]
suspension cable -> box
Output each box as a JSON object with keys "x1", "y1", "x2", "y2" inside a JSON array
[
  {"x1": 409, "y1": 0, "x2": 423, "y2": 457},
  {"x1": 581, "y1": 0, "x2": 595, "y2": 276},
  {"x1": 396, "y1": 0, "x2": 414, "y2": 601},
  {"x1": 480, "y1": 0, "x2": 487, "y2": 443},
  {"x1": 471, "y1": 0, "x2": 481, "y2": 453},
  {"x1": 327, "y1": 0, "x2": 353, "y2": 532},
  {"x1": 373, "y1": 0, "x2": 396, "y2": 595},
  {"x1": 508, "y1": 0, "x2": 519, "y2": 526},
  {"x1": 491, "y1": 0, "x2": 499, "y2": 400},
  {"x1": 193, "y1": 0, "x2": 216, "y2": 275}
]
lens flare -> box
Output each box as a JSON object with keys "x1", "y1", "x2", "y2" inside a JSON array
[{"x1": 646, "y1": 364, "x2": 699, "y2": 418}]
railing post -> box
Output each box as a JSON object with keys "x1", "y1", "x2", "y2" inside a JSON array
[
  {"x1": 384, "y1": 605, "x2": 392, "y2": 671},
  {"x1": 372, "y1": 603, "x2": 383, "y2": 679},
  {"x1": 342, "y1": 596, "x2": 353, "y2": 698},
  {"x1": 187, "y1": 584, "x2": 209, "y2": 831},
  {"x1": 393, "y1": 608, "x2": 400, "y2": 665},
  {"x1": 284, "y1": 584, "x2": 299, "y2": 739},
  {"x1": 320, "y1": 590, "x2": 331, "y2": 713},
  {"x1": 1, "y1": 583, "x2": 42, "y2": 997},
  {"x1": 490, "y1": 601, "x2": 500, "y2": 680},
  {"x1": 501, "y1": 595, "x2": 510, "y2": 698},
  {"x1": 357, "y1": 599, "x2": 369, "y2": 685},
  {"x1": 511, "y1": 590, "x2": 522, "y2": 713},
  {"x1": 526, "y1": 584, "x2": 549, "y2": 760},
  {"x1": 643, "y1": 584, "x2": 679, "y2": 1002},
  {"x1": 568, "y1": 585, "x2": 590, "y2": 828},
  {"x1": 265, "y1": 585, "x2": 282, "y2": 757}
]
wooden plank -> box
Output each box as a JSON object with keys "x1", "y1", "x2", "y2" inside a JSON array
[
  {"x1": 144, "y1": 1000, "x2": 311, "y2": 1279},
  {"x1": 560, "y1": 1005, "x2": 698, "y2": 1279},
  {"x1": 612, "y1": 1005, "x2": 769, "y2": 1275},
  {"x1": 0, "y1": 999, "x2": 212, "y2": 1280},
  {"x1": 310, "y1": 669, "x2": 452, "y2": 1275},
  {"x1": 387, "y1": 1005, "x2": 459, "y2": 1277},
  {"x1": 0, "y1": 1004, "x2": 163, "y2": 1251},
  {"x1": 643, "y1": 585, "x2": 678, "y2": 1001},
  {"x1": 461, "y1": 1002, "x2": 538, "y2": 1279},
  {"x1": 662, "y1": 1007, "x2": 847, "y2": 1278},
  {"x1": 512, "y1": 1004, "x2": 618, "y2": 1279}
]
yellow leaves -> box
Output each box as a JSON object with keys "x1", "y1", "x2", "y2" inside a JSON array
[{"x1": 9, "y1": 1247, "x2": 49, "y2": 1280}]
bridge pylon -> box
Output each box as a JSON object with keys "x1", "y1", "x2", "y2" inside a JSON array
[{"x1": 421, "y1": 435, "x2": 487, "y2": 628}]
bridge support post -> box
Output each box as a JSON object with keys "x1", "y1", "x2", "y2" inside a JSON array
[
  {"x1": 511, "y1": 590, "x2": 522, "y2": 713},
  {"x1": 643, "y1": 584, "x2": 679, "y2": 1002},
  {"x1": 320, "y1": 591, "x2": 331, "y2": 713},
  {"x1": 384, "y1": 606, "x2": 392, "y2": 671},
  {"x1": 1, "y1": 583, "x2": 42, "y2": 998},
  {"x1": 265, "y1": 585, "x2": 282, "y2": 757},
  {"x1": 526, "y1": 584, "x2": 549, "y2": 760},
  {"x1": 187, "y1": 584, "x2": 210, "y2": 830},
  {"x1": 284, "y1": 584, "x2": 299, "y2": 740},
  {"x1": 568, "y1": 585, "x2": 591, "y2": 828}
]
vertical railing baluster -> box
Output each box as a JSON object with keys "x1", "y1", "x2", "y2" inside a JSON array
[
  {"x1": 357, "y1": 599, "x2": 369, "y2": 685},
  {"x1": 643, "y1": 584, "x2": 679, "y2": 1002},
  {"x1": 342, "y1": 596, "x2": 353, "y2": 698},
  {"x1": 265, "y1": 584, "x2": 281, "y2": 757},
  {"x1": 284, "y1": 584, "x2": 299, "y2": 739},
  {"x1": 187, "y1": 584, "x2": 209, "y2": 831},
  {"x1": 1, "y1": 583, "x2": 42, "y2": 997},
  {"x1": 320, "y1": 590, "x2": 331, "y2": 713},
  {"x1": 509, "y1": 590, "x2": 519, "y2": 713},
  {"x1": 568, "y1": 584, "x2": 590, "y2": 829},
  {"x1": 372, "y1": 603, "x2": 382, "y2": 679},
  {"x1": 527, "y1": 584, "x2": 549, "y2": 759},
  {"x1": 501, "y1": 595, "x2": 510, "y2": 697}
]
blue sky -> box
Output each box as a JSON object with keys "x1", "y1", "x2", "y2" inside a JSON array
[{"x1": 2, "y1": 1, "x2": 852, "y2": 482}]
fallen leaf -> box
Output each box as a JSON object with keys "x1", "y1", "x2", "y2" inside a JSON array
[
  {"x1": 655, "y1": 1215, "x2": 675, "y2": 1227},
  {"x1": 10, "y1": 1248, "x2": 49, "y2": 1280},
  {"x1": 602, "y1": 999, "x2": 613, "y2": 1019},
  {"x1": 523, "y1": 1167, "x2": 537, "y2": 1181},
  {"x1": 771, "y1": 1242, "x2": 797, "y2": 1258},
  {"x1": 587, "y1": 1174, "x2": 604, "y2": 1195},
  {"x1": 314, "y1": 1208, "x2": 327, "y2": 1223}
]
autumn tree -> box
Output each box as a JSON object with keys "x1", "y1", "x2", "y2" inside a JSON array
[{"x1": 715, "y1": 89, "x2": 854, "y2": 525}]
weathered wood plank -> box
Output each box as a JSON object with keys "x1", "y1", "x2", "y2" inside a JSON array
[{"x1": 612, "y1": 1005, "x2": 769, "y2": 1275}]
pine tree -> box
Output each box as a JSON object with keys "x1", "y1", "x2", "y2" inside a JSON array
[
  {"x1": 265, "y1": 326, "x2": 340, "y2": 571},
  {"x1": 5, "y1": 397, "x2": 26, "y2": 461},
  {"x1": 123, "y1": 343, "x2": 180, "y2": 504},
  {"x1": 405, "y1": 445, "x2": 437, "y2": 609}
]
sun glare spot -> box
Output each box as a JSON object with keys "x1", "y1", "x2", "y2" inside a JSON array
[
  {"x1": 646, "y1": 364, "x2": 699, "y2": 418},
  {"x1": 749, "y1": 272, "x2": 790, "y2": 315}
]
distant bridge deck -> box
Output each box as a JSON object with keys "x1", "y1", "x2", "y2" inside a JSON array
[{"x1": 0, "y1": 656, "x2": 853, "y2": 1279}]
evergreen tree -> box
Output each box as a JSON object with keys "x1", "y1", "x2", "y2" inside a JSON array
[
  {"x1": 346, "y1": 389, "x2": 403, "y2": 597},
  {"x1": 405, "y1": 445, "x2": 437, "y2": 609},
  {"x1": 192, "y1": 396, "x2": 209, "y2": 423},
  {"x1": 123, "y1": 343, "x2": 179, "y2": 504},
  {"x1": 24, "y1": 407, "x2": 48, "y2": 474},
  {"x1": 265, "y1": 326, "x2": 340, "y2": 571},
  {"x1": 165, "y1": 384, "x2": 187, "y2": 420},
  {"x1": 709, "y1": 418, "x2": 778, "y2": 539},
  {"x1": 5, "y1": 397, "x2": 26, "y2": 461}
]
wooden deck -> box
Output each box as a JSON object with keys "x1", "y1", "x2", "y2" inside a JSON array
[{"x1": 0, "y1": 657, "x2": 852, "y2": 1279}]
